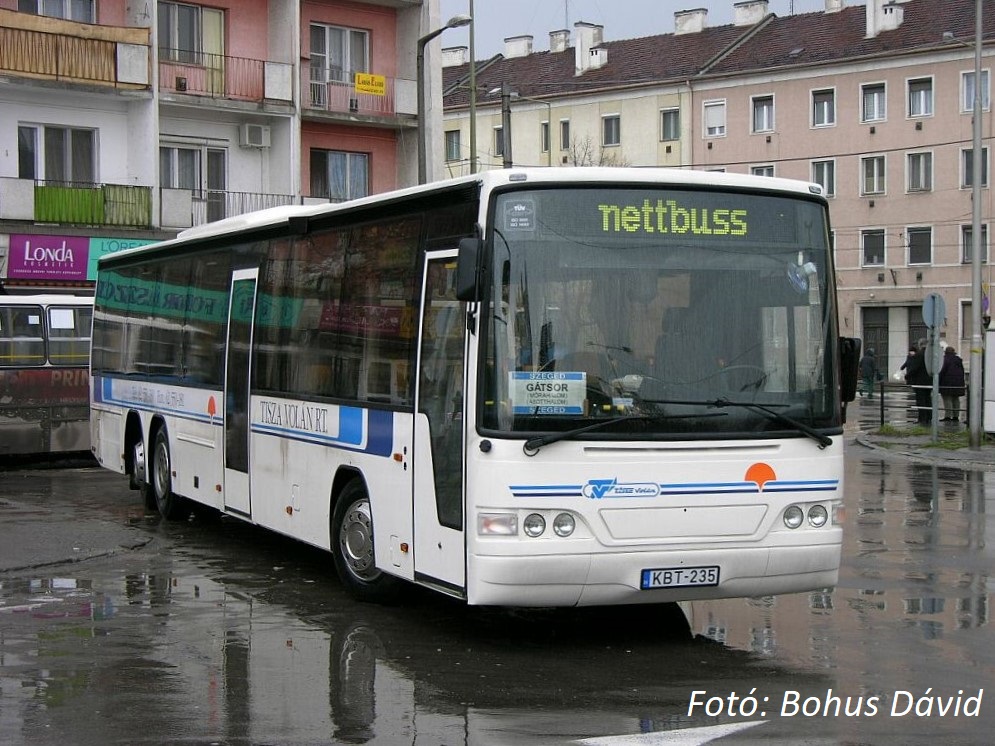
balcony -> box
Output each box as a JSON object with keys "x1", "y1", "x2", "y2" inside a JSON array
[
  {"x1": 160, "y1": 188, "x2": 323, "y2": 229},
  {"x1": 159, "y1": 50, "x2": 292, "y2": 103},
  {"x1": 303, "y1": 68, "x2": 416, "y2": 119},
  {"x1": 0, "y1": 178, "x2": 152, "y2": 227},
  {"x1": 0, "y1": 9, "x2": 150, "y2": 90}
]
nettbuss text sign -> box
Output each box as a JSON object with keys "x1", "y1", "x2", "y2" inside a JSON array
[{"x1": 510, "y1": 371, "x2": 586, "y2": 415}]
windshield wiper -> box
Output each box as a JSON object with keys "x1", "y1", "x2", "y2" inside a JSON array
[
  {"x1": 641, "y1": 396, "x2": 833, "y2": 449},
  {"x1": 709, "y1": 397, "x2": 832, "y2": 449},
  {"x1": 522, "y1": 412, "x2": 725, "y2": 456}
]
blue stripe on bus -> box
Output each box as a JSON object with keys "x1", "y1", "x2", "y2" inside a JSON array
[{"x1": 252, "y1": 407, "x2": 394, "y2": 457}]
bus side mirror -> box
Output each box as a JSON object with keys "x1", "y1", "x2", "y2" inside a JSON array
[
  {"x1": 456, "y1": 237, "x2": 482, "y2": 302},
  {"x1": 839, "y1": 336, "x2": 861, "y2": 403}
]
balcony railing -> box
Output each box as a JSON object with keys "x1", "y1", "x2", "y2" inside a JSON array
[
  {"x1": 303, "y1": 67, "x2": 400, "y2": 116},
  {"x1": 0, "y1": 9, "x2": 150, "y2": 89},
  {"x1": 35, "y1": 181, "x2": 152, "y2": 227},
  {"x1": 161, "y1": 189, "x2": 322, "y2": 229},
  {"x1": 159, "y1": 49, "x2": 291, "y2": 103}
]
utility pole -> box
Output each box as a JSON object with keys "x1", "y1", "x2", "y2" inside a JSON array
[{"x1": 501, "y1": 83, "x2": 513, "y2": 168}]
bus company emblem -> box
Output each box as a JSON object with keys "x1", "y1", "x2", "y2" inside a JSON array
[{"x1": 583, "y1": 479, "x2": 661, "y2": 499}]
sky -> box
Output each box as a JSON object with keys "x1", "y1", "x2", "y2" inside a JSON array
[{"x1": 438, "y1": 0, "x2": 860, "y2": 59}]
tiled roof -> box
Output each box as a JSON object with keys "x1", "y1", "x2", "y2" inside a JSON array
[{"x1": 443, "y1": 0, "x2": 995, "y2": 110}]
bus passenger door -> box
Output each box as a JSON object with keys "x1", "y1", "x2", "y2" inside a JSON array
[
  {"x1": 223, "y1": 268, "x2": 257, "y2": 517},
  {"x1": 413, "y1": 251, "x2": 466, "y2": 592}
]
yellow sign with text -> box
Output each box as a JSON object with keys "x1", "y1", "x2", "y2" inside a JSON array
[{"x1": 354, "y1": 73, "x2": 386, "y2": 96}]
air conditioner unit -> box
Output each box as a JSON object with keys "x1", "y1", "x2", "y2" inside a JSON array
[{"x1": 239, "y1": 123, "x2": 271, "y2": 148}]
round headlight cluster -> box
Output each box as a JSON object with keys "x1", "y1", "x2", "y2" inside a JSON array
[
  {"x1": 523, "y1": 513, "x2": 546, "y2": 537},
  {"x1": 782, "y1": 503, "x2": 831, "y2": 529},
  {"x1": 521, "y1": 512, "x2": 576, "y2": 538}
]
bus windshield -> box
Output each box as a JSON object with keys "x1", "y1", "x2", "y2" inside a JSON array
[{"x1": 480, "y1": 186, "x2": 837, "y2": 439}]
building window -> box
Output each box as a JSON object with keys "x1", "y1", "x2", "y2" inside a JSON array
[
  {"x1": 703, "y1": 100, "x2": 726, "y2": 137},
  {"x1": 541, "y1": 121, "x2": 550, "y2": 154},
  {"x1": 861, "y1": 155, "x2": 886, "y2": 195},
  {"x1": 907, "y1": 226, "x2": 932, "y2": 265},
  {"x1": 962, "y1": 224, "x2": 989, "y2": 263},
  {"x1": 908, "y1": 77, "x2": 933, "y2": 117},
  {"x1": 862, "y1": 229, "x2": 885, "y2": 267},
  {"x1": 310, "y1": 23, "x2": 369, "y2": 86},
  {"x1": 751, "y1": 95, "x2": 774, "y2": 133},
  {"x1": 159, "y1": 2, "x2": 224, "y2": 66},
  {"x1": 494, "y1": 127, "x2": 504, "y2": 158},
  {"x1": 861, "y1": 83, "x2": 886, "y2": 122},
  {"x1": 18, "y1": 0, "x2": 94, "y2": 22},
  {"x1": 962, "y1": 69, "x2": 991, "y2": 112},
  {"x1": 962, "y1": 147, "x2": 990, "y2": 188},
  {"x1": 602, "y1": 115, "x2": 620, "y2": 147},
  {"x1": 660, "y1": 108, "x2": 680, "y2": 141},
  {"x1": 812, "y1": 159, "x2": 836, "y2": 197},
  {"x1": 812, "y1": 89, "x2": 835, "y2": 127},
  {"x1": 444, "y1": 130, "x2": 461, "y2": 162},
  {"x1": 559, "y1": 119, "x2": 570, "y2": 151},
  {"x1": 310, "y1": 149, "x2": 368, "y2": 202},
  {"x1": 907, "y1": 152, "x2": 932, "y2": 192},
  {"x1": 18, "y1": 125, "x2": 95, "y2": 184},
  {"x1": 161, "y1": 145, "x2": 227, "y2": 222},
  {"x1": 751, "y1": 164, "x2": 774, "y2": 178}
]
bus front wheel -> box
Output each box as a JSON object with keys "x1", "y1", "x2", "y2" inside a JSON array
[
  {"x1": 332, "y1": 481, "x2": 402, "y2": 603},
  {"x1": 151, "y1": 428, "x2": 186, "y2": 520}
]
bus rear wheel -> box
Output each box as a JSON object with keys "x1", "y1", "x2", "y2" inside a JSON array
[
  {"x1": 332, "y1": 481, "x2": 402, "y2": 603},
  {"x1": 151, "y1": 428, "x2": 186, "y2": 520}
]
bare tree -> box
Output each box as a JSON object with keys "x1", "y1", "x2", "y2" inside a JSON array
[{"x1": 566, "y1": 135, "x2": 630, "y2": 167}]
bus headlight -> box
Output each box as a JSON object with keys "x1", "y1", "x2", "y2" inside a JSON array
[
  {"x1": 808, "y1": 504, "x2": 829, "y2": 527},
  {"x1": 783, "y1": 505, "x2": 804, "y2": 529},
  {"x1": 552, "y1": 513, "x2": 575, "y2": 537},
  {"x1": 478, "y1": 513, "x2": 518, "y2": 536},
  {"x1": 523, "y1": 513, "x2": 546, "y2": 537}
]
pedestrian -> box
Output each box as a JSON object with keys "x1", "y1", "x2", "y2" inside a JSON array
[
  {"x1": 902, "y1": 340, "x2": 932, "y2": 424},
  {"x1": 858, "y1": 347, "x2": 880, "y2": 399},
  {"x1": 938, "y1": 346, "x2": 966, "y2": 422}
]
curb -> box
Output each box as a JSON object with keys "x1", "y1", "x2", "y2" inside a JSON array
[{"x1": 853, "y1": 433, "x2": 995, "y2": 471}]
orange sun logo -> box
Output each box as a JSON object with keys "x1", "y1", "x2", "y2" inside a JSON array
[{"x1": 745, "y1": 462, "x2": 777, "y2": 492}]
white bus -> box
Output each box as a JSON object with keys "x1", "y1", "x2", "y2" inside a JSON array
[
  {"x1": 90, "y1": 168, "x2": 860, "y2": 607},
  {"x1": 0, "y1": 294, "x2": 92, "y2": 455}
]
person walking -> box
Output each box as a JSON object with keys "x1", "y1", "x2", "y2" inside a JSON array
[
  {"x1": 858, "y1": 347, "x2": 880, "y2": 399},
  {"x1": 902, "y1": 340, "x2": 932, "y2": 424},
  {"x1": 938, "y1": 346, "x2": 966, "y2": 422}
]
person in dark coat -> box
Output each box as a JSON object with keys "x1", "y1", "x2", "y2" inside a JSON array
[
  {"x1": 901, "y1": 340, "x2": 932, "y2": 424},
  {"x1": 938, "y1": 346, "x2": 966, "y2": 422},
  {"x1": 858, "y1": 348, "x2": 880, "y2": 398}
]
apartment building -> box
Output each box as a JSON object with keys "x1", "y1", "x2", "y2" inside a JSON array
[
  {"x1": 442, "y1": 0, "x2": 995, "y2": 376},
  {"x1": 0, "y1": 0, "x2": 441, "y2": 291}
]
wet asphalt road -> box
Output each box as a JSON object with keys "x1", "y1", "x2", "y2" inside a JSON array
[{"x1": 0, "y1": 436, "x2": 993, "y2": 745}]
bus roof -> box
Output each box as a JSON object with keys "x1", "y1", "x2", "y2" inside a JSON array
[
  {"x1": 98, "y1": 168, "x2": 825, "y2": 265},
  {"x1": 0, "y1": 294, "x2": 93, "y2": 306}
]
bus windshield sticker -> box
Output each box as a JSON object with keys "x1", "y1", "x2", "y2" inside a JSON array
[
  {"x1": 503, "y1": 199, "x2": 536, "y2": 231},
  {"x1": 509, "y1": 371, "x2": 586, "y2": 415},
  {"x1": 49, "y1": 308, "x2": 76, "y2": 329}
]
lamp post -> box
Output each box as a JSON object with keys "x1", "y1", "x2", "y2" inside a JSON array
[
  {"x1": 417, "y1": 14, "x2": 472, "y2": 184},
  {"x1": 468, "y1": 0, "x2": 477, "y2": 174},
  {"x1": 970, "y1": 0, "x2": 983, "y2": 447},
  {"x1": 510, "y1": 92, "x2": 554, "y2": 167}
]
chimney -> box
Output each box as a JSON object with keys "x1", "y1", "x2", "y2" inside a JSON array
[
  {"x1": 825, "y1": 0, "x2": 843, "y2": 12},
  {"x1": 504, "y1": 34, "x2": 534, "y2": 59},
  {"x1": 550, "y1": 28, "x2": 570, "y2": 53},
  {"x1": 866, "y1": 0, "x2": 905, "y2": 37},
  {"x1": 675, "y1": 8, "x2": 708, "y2": 35},
  {"x1": 441, "y1": 46, "x2": 468, "y2": 68},
  {"x1": 574, "y1": 21, "x2": 604, "y2": 75},
  {"x1": 734, "y1": 1, "x2": 768, "y2": 26}
]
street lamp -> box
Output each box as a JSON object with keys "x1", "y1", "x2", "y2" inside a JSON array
[
  {"x1": 510, "y1": 92, "x2": 554, "y2": 167},
  {"x1": 417, "y1": 14, "x2": 472, "y2": 184}
]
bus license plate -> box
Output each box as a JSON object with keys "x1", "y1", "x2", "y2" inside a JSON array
[{"x1": 640, "y1": 566, "x2": 720, "y2": 590}]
